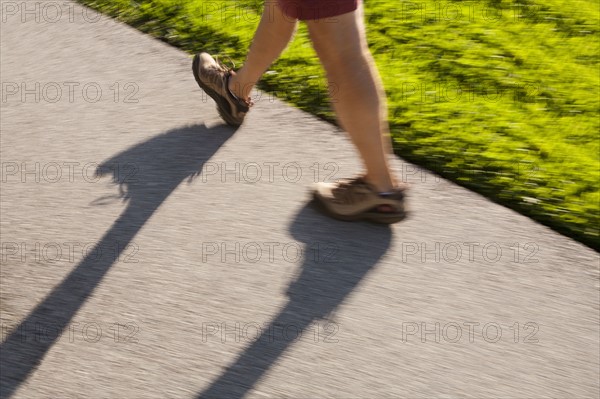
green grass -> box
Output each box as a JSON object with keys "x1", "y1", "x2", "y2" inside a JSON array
[{"x1": 78, "y1": 0, "x2": 599, "y2": 250}]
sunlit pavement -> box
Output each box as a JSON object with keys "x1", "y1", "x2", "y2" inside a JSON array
[{"x1": 1, "y1": 1, "x2": 598, "y2": 398}]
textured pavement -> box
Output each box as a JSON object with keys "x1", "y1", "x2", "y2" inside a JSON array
[{"x1": 1, "y1": 1, "x2": 599, "y2": 398}]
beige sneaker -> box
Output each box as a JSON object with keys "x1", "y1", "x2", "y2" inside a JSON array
[
  {"x1": 312, "y1": 177, "x2": 407, "y2": 224},
  {"x1": 192, "y1": 52, "x2": 252, "y2": 127}
]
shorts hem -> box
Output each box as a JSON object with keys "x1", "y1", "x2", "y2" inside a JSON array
[{"x1": 277, "y1": 0, "x2": 358, "y2": 21}]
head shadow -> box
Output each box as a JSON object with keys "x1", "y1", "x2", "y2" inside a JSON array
[
  {"x1": 94, "y1": 123, "x2": 235, "y2": 205},
  {"x1": 197, "y1": 203, "x2": 393, "y2": 398},
  {"x1": 0, "y1": 123, "x2": 236, "y2": 399}
]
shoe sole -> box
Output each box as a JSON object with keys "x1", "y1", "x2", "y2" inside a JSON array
[
  {"x1": 192, "y1": 54, "x2": 242, "y2": 127},
  {"x1": 311, "y1": 191, "x2": 407, "y2": 225}
]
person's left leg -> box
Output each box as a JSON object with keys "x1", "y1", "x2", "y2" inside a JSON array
[
  {"x1": 228, "y1": 0, "x2": 298, "y2": 100},
  {"x1": 193, "y1": 0, "x2": 297, "y2": 126}
]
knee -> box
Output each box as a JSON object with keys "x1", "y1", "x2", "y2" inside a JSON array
[{"x1": 324, "y1": 50, "x2": 372, "y2": 84}]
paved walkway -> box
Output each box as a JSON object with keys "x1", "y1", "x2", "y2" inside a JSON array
[{"x1": 1, "y1": 1, "x2": 598, "y2": 398}]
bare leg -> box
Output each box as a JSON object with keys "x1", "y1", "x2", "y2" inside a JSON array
[
  {"x1": 306, "y1": 4, "x2": 396, "y2": 192},
  {"x1": 229, "y1": 1, "x2": 297, "y2": 100}
]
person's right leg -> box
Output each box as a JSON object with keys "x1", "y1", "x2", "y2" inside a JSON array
[{"x1": 305, "y1": 4, "x2": 397, "y2": 193}]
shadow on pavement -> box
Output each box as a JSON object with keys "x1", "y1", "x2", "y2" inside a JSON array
[
  {"x1": 0, "y1": 123, "x2": 236, "y2": 399},
  {"x1": 197, "y1": 204, "x2": 393, "y2": 398}
]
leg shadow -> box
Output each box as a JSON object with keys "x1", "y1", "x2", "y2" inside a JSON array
[
  {"x1": 0, "y1": 123, "x2": 236, "y2": 398},
  {"x1": 198, "y1": 204, "x2": 392, "y2": 398}
]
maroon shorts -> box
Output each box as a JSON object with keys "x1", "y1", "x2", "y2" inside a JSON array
[{"x1": 276, "y1": 0, "x2": 358, "y2": 21}]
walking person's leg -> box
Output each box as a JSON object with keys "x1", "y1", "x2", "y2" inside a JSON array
[
  {"x1": 193, "y1": 0, "x2": 406, "y2": 222},
  {"x1": 303, "y1": 2, "x2": 406, "y2": 223},
  {"x1": 228, "y1": 1, "x2": 298, "y2": 101},
  {"x1": 193, "y1": 0, "x2": 296, "y2": 126},
  {"x1": 306, "y1": 3, "x2": 396, "y2": 193}
]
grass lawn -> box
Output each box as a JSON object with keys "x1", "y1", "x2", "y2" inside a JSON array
[{"x1": 78, "y1": 0, "x2": 599, "y2": 250}]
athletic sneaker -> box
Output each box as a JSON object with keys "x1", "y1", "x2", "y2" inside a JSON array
[
  {"x1": 192, "y1": 52, "x2": 252, "y2": 127},
  {"x1": 312, "y1": 177, "x2": 407, "y2": 224}
]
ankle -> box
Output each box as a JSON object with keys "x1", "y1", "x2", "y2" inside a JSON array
[
  {"x1": 364, "y1": 174, "x2": 396, "y2": 193},
  {"x1": 228, "y1": 72, "x2": 252, "y2": 100},
  {"x1": 227, "y1": 73, "x2": 240, "y2": 97}
]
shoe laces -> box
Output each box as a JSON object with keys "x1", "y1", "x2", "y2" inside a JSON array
[
  {"x1": 214, "y1": 54, "x2": 236, "y2": 72},
  {"x1": 214, "y1": 55, "x2": 254, "y2": 108}
]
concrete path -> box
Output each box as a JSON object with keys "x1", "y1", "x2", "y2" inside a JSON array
[{"x1": 1, "y1": 1, "x2": 598, "y2": 398}]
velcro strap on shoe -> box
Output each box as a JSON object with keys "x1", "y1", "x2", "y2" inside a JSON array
[{"x1": 225, "y1": 74, "x2": 250, "y2": 112}]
